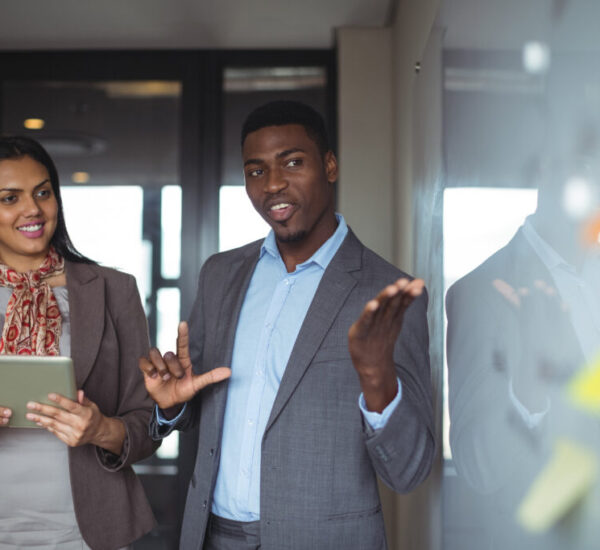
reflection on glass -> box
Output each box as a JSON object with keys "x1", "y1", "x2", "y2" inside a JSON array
[
  {"x1": 442, "y1": 187, "x2": 538, "y2": 459},
  {"x1": 440, "y1": 4, "x2": 600, "y2": 545},
  {"x1": 219, "y1": 186, "x2": 269, "y2": 252},
  {"x1": 161, "y1": 185, "x2": 182, "y2": 279}
]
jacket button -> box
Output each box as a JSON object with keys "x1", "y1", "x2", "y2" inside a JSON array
[
  {"x1": 203, "y1": 500, "x2": 207, "y2": 510},
  {"x1": 191, "y1": 475, "x2": 197, "y2": 488},
  {"x1": 209, "y1": 448, "x2": 214, "y2": 456}
]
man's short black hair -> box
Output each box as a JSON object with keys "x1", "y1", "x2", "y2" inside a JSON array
[{"x1": 241, "y1": 100, "x2": 330, "y2": 155}]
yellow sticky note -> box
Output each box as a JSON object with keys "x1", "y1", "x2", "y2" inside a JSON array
[
  {"x1": 568, "y1": 354, "x2": 600, "y2": 415},
  {"x1": 517, "y1": 439, "x2": 597, "y2": 533}
]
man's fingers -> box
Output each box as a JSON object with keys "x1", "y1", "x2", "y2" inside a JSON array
[
  {"x1": 398, "y1": 278, "x2": 424, "y2": 307},
  {"x1": 164, "y1": 351, "x2": 186, "y2": 379},
  {"x1": 352, "y1": 278, "x2": 425, "y2": 339},
  {"x1": 139, "y1": 356, "x2": 159, "y2": 380},
  {"x1": 148, "y1": 347, "x2": 172, "y2": 380},
  {"x1": 191, "y1": 367, "x2": 231, "y2": 393},
  {"x1": 351, "y1": 299, "x2": 379, "y2": 338},
  {"x1": 176, "y1": 321, "x2": 193, "y2": 369}
]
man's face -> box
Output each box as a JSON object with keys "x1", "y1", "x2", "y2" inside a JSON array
[{"x1": 242, "y1": 123, "x2": 338, "y2": 251}]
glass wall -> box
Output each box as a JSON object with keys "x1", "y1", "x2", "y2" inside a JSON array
[{"x1": 431, "y1": 2, "x2": 600, "y2": 549}]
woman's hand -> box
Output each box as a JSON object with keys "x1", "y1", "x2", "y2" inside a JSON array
[
  {"x1": 26, "y1": 390, "x2": 126, "y2": 455},
  {"x1": 0, "y1": 406, "x2": 11, "y2": 426}
]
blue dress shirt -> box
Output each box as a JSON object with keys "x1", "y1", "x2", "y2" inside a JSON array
[{"x1": 158, "y1": 214, "x2": 402, "y2": 521}]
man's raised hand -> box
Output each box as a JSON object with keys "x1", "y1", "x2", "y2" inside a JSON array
[
  {"x1": 348, "y1": 278, "x2": 424, "y2": 412},
  {"x1": 139, "y1": 321, "x2": 231, "y2": 415}
]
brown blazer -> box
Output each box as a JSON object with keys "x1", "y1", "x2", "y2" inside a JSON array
[{"x1": 65, "y1": 260, "x2": 159, "y2": 550}]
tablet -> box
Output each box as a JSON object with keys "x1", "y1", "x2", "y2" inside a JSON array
[{"x1": 0, "y1": 355, "x2": 76, "y2": 428}]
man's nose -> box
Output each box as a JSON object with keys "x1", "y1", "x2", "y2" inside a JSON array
[{"x1": 264, "y1": 168, "x2": 287, "y2": 193}]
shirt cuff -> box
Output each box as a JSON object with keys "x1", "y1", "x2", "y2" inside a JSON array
[
  {"x1": 358, "y1": 377, "x2": 402, "y2": 431},
  {"x1": 155, "y1": 403, "x2": 187, "y2": 426}
]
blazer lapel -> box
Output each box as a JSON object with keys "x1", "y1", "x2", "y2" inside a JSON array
[
  {"x1": 265, "y1": 230, "x2": 362, "y2": 433},
  {"x1": 66, "y1": 261, "x2": 105, "y2": 388}
]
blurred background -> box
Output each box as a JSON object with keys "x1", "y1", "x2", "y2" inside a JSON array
[{"x1": 2, "y1": 0, "x2": 600, "y2": 548}]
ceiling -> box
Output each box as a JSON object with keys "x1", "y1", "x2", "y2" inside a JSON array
[
  {"x1": 439, "y1": 0, "x2": 600, "y2": 51},
  {"x1": 3, "y1": 1, "x2": 600, "y2": 53},
  {"x1": 0, "y1": 0, "x2": 393, "y2": 50}
]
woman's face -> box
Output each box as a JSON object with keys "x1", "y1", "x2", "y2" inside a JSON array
[{"x1": 0, "y1": 155, "x2": 58, "y2": 272}]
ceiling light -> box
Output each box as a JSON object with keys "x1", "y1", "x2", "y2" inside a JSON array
[
  {"x1": 71, "y1": 172, "x2": 90, "y2": 184},
  {"x1": 23, "y1": 118, "x2": 45, "y2": 130}
]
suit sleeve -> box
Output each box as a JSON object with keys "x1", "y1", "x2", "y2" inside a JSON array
[
  {"x1": 96, "y1": 274, "x2": 160, "y2": 470},
  {"x1": 363, "y1": 289, "x2": 436, "y2": 493}
]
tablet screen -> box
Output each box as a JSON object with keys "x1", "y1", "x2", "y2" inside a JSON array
[{"x1": 0, "y1": 356, "x2": 76, "y2": 428}]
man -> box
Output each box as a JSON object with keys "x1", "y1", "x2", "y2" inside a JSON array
[{"x1": 140, "y1": 101, "x2": 434, "y2": 550}]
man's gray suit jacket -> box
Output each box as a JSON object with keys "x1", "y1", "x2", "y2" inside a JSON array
[{"x1": 150, "y1": 228, "x2": 435, "y2": 550}]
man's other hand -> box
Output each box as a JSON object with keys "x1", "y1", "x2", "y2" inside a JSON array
[{"x1": 348, "y1": 278, "x2": 424, "y2": 412}]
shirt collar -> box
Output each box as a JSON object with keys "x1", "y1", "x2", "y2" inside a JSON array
[
  {"x1": 522, "y1": 215, "x2": 571, "y2": 271},
  {"x1": 260, "y1": 213, "x2": 348, "y2": 270}
]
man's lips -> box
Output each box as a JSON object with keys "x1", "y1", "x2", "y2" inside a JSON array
[{"x1": 266, "y1": 202, "x2": 296, "y2": 222}]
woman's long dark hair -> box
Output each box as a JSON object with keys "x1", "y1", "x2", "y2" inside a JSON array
[{"x1": 0, "y1": 136, "x2": 95, "y2": 264}]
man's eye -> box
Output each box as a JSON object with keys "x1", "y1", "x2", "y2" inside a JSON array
[
  {"x1": 286, "y1": 159, "x2": 302, "y2": 168},
  {"x1": 247, "y1": 169, "x2": 263, "y2": 177}
]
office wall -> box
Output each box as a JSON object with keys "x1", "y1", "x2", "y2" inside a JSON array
[
  {"x1": 337, "y1": 1, "x2": 442, "y2": 548},
  {"x1": 337, "y1": 27, "x2": 394, "y2": 262}
]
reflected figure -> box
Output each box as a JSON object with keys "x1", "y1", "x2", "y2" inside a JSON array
[{"x1": 447, "y1": 55, "x2": 600, "y2": 549}]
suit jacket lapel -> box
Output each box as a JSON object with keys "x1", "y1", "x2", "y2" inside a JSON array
[
  {"x1": 66, "y1": 261, "x2": 105, "y2": 388},
  {"x1": 265, "y1": 230, "x2": 362, "y2": 433}
]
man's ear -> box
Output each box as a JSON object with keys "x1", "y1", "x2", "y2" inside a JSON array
[{"x1": 324, "y1": 150, "x2": 338, "y2": 183}]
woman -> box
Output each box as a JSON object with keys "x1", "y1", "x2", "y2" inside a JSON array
[{"x1": 0, "y1": 136, "x2": 159, "y2": 549}]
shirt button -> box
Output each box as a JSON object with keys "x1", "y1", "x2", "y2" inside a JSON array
[{"x1": 248, "y1": 419, "x2": 254, "y2": 426}]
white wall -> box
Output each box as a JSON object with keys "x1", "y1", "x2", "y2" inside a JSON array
[
  {"x1": 337, "y1": 27, "x2": 394, "y2": 262},
  {"x1": 336, "y1": 1, "x2": 442, "y2": 548}
]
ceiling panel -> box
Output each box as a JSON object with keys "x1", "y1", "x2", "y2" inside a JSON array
[{"x1": 0, "y1": 0, "x2": 392, "y2": 50}]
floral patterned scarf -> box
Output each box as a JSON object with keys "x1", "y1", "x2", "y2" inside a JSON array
[{"x1": 0, "y1": 246, "x2": 64, "y2": 355}]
